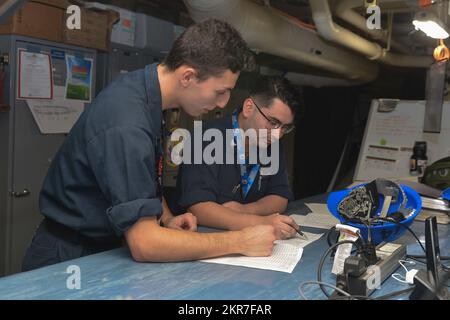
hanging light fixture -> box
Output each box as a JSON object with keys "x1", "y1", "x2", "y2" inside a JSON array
[{"x1": 413, "y1": 10, "x2": 449, "y2": 39}]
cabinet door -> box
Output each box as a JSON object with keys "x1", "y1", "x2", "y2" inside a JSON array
[
  {"x1": 109, "y1": 46, "x2": 142, "y2": 82},
  {"x1": 7, "y1": 39, "x2": 95, "y2": 275}
]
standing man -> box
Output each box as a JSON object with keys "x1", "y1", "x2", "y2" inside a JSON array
[
  {"x1": 171, "y1": 76, "x2": 302, "y2": 240},
  {"x1": 22, "y1": 19, "x2": 276, "y2": 271}
]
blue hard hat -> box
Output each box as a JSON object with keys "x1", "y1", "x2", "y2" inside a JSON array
[
  {"x1": 327, "y1": 181, "x2": 422, "y2": 245},
  {"x1": 442, "y1": 188, "x2": 450, "y2": 201}
]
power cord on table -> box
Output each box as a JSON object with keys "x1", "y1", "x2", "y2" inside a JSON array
[
  {"x1": 304, "y1": 216, "x2": 449, "y2": 299},
  {"x1": 391, "y1": 260, "x2": 418, "y2": 285},
  {"x1": 369, "y1": 217, "x2": 426, "y2": 253},
  {"x1": 317, "y1": 240, "x2": 364, "y2": 298},
  {"x1": 298, "y1": 281, "x2": 373, "y2": 300},
  {"x1": 298, "y1": 280, "x2": 415, "y2": 300}
]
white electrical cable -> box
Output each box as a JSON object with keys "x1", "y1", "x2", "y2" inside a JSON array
[{"x1": 391, "y1": 260, "x2": 417, "y2": 284}]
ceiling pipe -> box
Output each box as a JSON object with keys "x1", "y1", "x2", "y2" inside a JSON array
[
  {"x1": 334, "y1": 0, "x2": 411, "y2": 54},
  {"x1": 285, "y1": 72, "x2": 359, "y2": 87},
  {"x1": 260, "y1": 66, "x2": 358, "y2": 87},
  {"x1": 183, "y1": 0, "x2": 379, "y2": 84},
  {"x1": 310, "y1": 0, "x2": 433, "y2": 68}
]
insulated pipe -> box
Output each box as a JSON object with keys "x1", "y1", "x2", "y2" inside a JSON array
[
  {"x1": 183, "y1": 0, "x2": 379, "y2": 83},
  {"x1": 334, "y1": 0, "x2": 410, "y2": 54},
  {"x1": 310, "y1": 0, "x2": 432, "y2": 68}
]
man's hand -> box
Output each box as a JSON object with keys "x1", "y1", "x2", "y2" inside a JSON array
[
  {"x1": 165, "y1": 212, "x2": 197, "y2": 232},
  {"x1": 222, "y1": 201, "x2": 254, "y2": 214},
  {"x1": 260, "y1": 213, "x2": 299, "y2": 240},
  {"x1": 238, "y1": 225, "x2": 277, "y2": 256}
]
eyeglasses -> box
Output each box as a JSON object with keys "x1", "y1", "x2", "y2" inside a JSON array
[{"x1": 251, "y1": 98, "x2": 295, "y2": 134}]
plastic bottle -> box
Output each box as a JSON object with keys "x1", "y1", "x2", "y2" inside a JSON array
[{"x1": 410, "y1": 141, "x2": 428, "y2": 176}]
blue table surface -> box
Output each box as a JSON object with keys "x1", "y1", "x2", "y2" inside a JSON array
[{"x1": 0, "y1": 195, "x2": 448, "y2": 300}]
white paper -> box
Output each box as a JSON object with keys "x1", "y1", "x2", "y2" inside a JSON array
[
  {"x1": 291, "y1": 203, "x2": 339, "y2": 230},
  {"x1": 304, "y1": 203, "x2": 331, "y2": 215},
  {"x1": 278, "y1": 231, "x2": 324, "y2": 248},
  {"x1": 18, "y1": 50, "x2": 52, "y2": 99},
  {"x1": 200, "y1": 232, "x2": 323, "y2": 273},
  {"x1": 291, "y1": 213, "x2": 339, "y2": 230},
  {"x1": 27, "y1": 86, "x2": 84, "y2": 134}
]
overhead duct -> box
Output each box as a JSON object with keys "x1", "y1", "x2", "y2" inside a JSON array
[
  {"x1": 334, "y1": 0, "x2": 410, "y2": 54},
  {"x1": 183, "y1": 0, "x2": 379, "y2": 84},
  {"x1": 260, "y1": 66, "x2": 357, "y2": 87},
  {"x1": 285, "y1": 72, "x2": 358, "y2": 87},
  {"x1": 310, "y1": 0, "x2": 433, "y2": 67}
]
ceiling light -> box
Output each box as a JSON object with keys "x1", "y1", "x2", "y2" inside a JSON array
[{"x1": 413, "y1": 11, "x2": 449, "y2": 39}]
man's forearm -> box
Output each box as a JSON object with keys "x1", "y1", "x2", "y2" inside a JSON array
[
  {"x1": 126, "y1": 217, "x2": 244, "y2": 262},
  {"x1": 189, "y1": 202, "x2": 262, "y2": 231},
  {"x1": 244, "y1": 195, "x2": 288, "y2": 215}
]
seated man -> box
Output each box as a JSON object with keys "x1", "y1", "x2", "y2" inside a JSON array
[{"x1": 171, "y1": 76, "x2": 302, "y2": 239}]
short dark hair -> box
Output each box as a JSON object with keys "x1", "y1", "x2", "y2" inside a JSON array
[
  {"x1": 163, "y1": 18, "x2": 256, "y2": 80},
  {"x1": 249, "y1": 76, "x2": 303, "y2": 118}
]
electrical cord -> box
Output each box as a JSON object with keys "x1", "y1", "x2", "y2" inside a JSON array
[
  {"x1": 372, "y1": 218, "x2": 450, "y2": 274},
  {"x1": 331, "y1": 295, "x2": 373, "y2": 300},
  {"x1": 312, "y1": 237, "x2": 441, "y2": 300},
  {"x1": 370, "y1": 218, "x2": 450, "y2": 286},
  {"x1": 370, "y1": 217, "x2": 426, "y2": 253},
  {"x1": 326, "y1": 226, "x2": 337, "y2": 248},
  {"x1": 391, "y1": 259, "x2": 417, "y2": 284},
  {"x1": 407, "y1": 254, "x2": 450, "y2": 270},
  {"x1": 325, "y1": 226, "x2": 359, "y2": 259},
  {"x1": 299, "y1": 281, "x2": 415, "y2": 300},
  {"x1": 298, "y1": 281, "x2": 352, "y2": 300},
  {"x1": 407, "y1": 254, "x2": 450, "y2": 260},
  {"x1": 317, "y1": 240, "x2": 363, "y2": 298},
  {"x1": 314, "y1": 210, "x2": 448, "y2": 299},
  {"x1": 406, "y1": 255, "x2": 427, "y2": 265},
  {"x1": 341, "y1": 215, "x2": 425, "y2": 253},
  {"x1": 326, "y1": 224, "x2": 365, "y2": 248}
]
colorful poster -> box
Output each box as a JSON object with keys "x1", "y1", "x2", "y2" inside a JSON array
[{"x1": 65, "y1": 55, "x2": 92, "y2": 102}]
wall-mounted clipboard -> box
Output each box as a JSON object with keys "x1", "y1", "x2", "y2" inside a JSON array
[{"x1": 354, "y1": 99, "x2": 450, "y2": 181}]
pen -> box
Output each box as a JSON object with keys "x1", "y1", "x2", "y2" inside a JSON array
[{"x1": 297, "y1": 228, "x2": 308, "y2": 240}]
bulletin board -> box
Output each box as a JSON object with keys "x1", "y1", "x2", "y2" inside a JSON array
[{"x1": 354, "y1": 99, "x2": 450, "y2": 181}]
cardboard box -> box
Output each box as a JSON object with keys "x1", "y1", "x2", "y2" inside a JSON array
[
  {"x1": 63, "y1": 8, "x2": 119, "y2": 51},
  {"x1": 84, "y1": 2, "x2": 136, "y2": 47},
  {"x1": 110, "y1": 6, "x2": 137, "y2": 47},
  {"x1": 0, "y1": 0, "x2": 118, "y2": 51},
  {"x1": 0, "y1": 0, "x2": 67, "y2": 42}
]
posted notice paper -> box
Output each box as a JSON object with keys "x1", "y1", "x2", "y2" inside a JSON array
[
  {"x1": 27, "y1": 86, "x2": 84, "y2": 134},
  {"x1": 18, "y1": 50, "x2": 53, "y2": 99}
]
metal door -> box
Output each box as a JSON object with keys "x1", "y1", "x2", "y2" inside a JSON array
[{"x1": 3, "y1": 36, "x2": 96, "y2": 275}]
